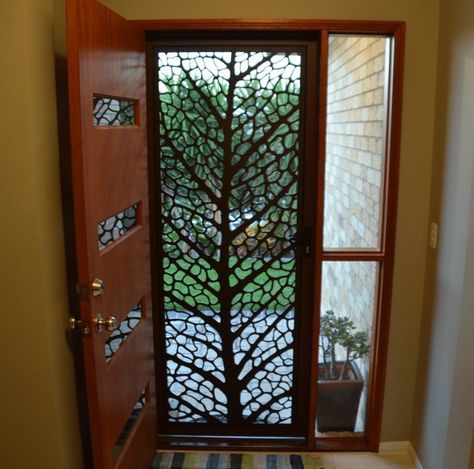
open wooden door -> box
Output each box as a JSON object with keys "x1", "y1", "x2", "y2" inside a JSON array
[{"x1": 67, "y1": 0, "x2": 156, "y2": 467}]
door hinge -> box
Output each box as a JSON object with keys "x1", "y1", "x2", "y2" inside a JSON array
[{"x1": 76, "y1": 283, "x2": 89, "y2": 302}]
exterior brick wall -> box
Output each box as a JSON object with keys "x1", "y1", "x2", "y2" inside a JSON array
[
  {"x1": 324, "y1": 35, "x2": 387, "y2": 249},
  {"x1": 320, "y1": 36, "x2": 389, "y2": 433}
]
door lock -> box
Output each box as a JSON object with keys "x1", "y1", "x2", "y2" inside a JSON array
[
  {"x1": 289, "y1": 226, "x2": 312, "y2": 256},
  {"x1": 91, "y1": 278, "x2": 105, "y2": 297},
  {"x1": 94, "y1": 313, "x2": 118, "y2": 333}
]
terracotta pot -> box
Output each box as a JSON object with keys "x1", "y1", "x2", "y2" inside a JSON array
[{"x1": 316, "y1": 362, "x2": 364, "y2": 433}]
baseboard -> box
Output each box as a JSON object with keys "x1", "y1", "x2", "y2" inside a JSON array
[{"x1": 379, "y1": 441, "x2": 423, "y2": 469}]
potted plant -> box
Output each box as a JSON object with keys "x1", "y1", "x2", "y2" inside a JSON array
[{"x1": 317, "y1": 310, "x2": 370, "y2": 433}]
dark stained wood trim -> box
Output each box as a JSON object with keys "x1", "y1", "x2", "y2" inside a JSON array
[
  {"x1": 306, "y1": 29, "x2": 328, "y2": 447},
  {"x1": 55, "y1": 52, "x2": 94, "y2": 469},
  {"x1": 66, "y1": 0, "x2": 102, "y2": 465},
  {"x1": 157, "y1": 443, "x2": 310, "y2": 452},
  {"x1": 157, "y1": 434, "x2": 307, "y2": 452},
  {"x1": 366, "y1": 23, "x2": 405, "y2": 452},
  {"x1": 321, "y1": 252, "x2": 386, "y2": 262},
  {"x1": 295, "y1": 36, "x2": 321, "y2": 447},
  {"x1": 133, "y1": 18, "x2": 404, "y2": 35},
  {"x1": 145, "y1": 40, "x2": 162, "y2": 442},
  {"x1": 315, "y1": 436, "x2": 370, "y2": 452}
]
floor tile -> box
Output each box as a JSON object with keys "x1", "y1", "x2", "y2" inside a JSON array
[
  {"x1": 318, "y1": 453, "x2": 336, "y2": 469},
  {"x1": 332, "y1": 452, "x2": 414, "y2": 469}
]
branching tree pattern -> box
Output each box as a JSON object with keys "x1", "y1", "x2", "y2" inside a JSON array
[{"x1": 158, "y1": 50, "x2": 302, "y2": 425}]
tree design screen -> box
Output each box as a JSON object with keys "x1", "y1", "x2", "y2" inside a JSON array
[{"x1": 157, "y1": 49, "x2": 303, "y2": 425}]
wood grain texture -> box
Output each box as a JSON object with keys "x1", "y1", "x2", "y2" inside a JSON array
[
  {"x1": 308, "y1": 29, "x2": 329, "y2": 445},
  {"x1": 67, "y1": 0, "x2": 156, "y2": 467},
  {"x1": 133, "y1": 18, "x2": 405, "y2": 34}
]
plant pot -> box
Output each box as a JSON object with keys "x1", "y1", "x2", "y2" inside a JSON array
[{"x1": 316, "y1": 362, "x2": 364, "y2": 433}]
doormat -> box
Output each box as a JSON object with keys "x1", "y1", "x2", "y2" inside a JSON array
[{"x1": 150, "y1": 452, "x2": 325, "y2": 468}]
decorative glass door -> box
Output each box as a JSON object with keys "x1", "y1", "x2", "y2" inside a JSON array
[{"x1": 153, "y1": 43, "x2": 317, "y2": 435}]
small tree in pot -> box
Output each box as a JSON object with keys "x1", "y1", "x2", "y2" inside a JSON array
[{"x1": 317, "y1": 310, "x2": 370, "y2": 433}]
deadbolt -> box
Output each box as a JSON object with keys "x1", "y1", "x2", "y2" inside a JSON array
[
  {"x1": 91, "y1": 278, "x2": 105, "y2": 297},
  {"x1": 94, "y1": 313, "x2": 118, "y2": 333}
]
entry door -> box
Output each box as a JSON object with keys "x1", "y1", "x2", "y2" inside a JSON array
[
  {"x1": 152, "y1": 41, "x2": 318, "y2": 437},
  {"x1": 67, "y1": 0, "x2": 156, "y2": 467}
]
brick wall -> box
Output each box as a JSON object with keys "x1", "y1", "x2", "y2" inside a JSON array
[
  {"x1": 320, "y1": 36, "x2": 389, "y2": 433},
  {"x1": 324, "y1": 35, "x2": 387, "y2": 249}
]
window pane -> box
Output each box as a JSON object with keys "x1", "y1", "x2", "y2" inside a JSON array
[
  {"x1": 316, "y1": 261, "x2": 378, "y2": 437},
  {"x1": 98, "y1": 203, "x2": 138, "y2": 250},
  {"x1": 324, "y1": 35, "x2": 390, "y2": 249},
  {"x1": 93, "y1": 96, "x2": 136, "y2": 126},
  {"x1": 105, "y1": 303, "x2": 142, "y2": 364}
]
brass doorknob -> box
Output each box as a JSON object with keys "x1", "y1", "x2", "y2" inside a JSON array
[{"x1": 94, "y1": 313, "x2": 117, "y2": 333}]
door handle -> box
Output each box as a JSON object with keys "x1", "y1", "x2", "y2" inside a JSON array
[
  {"x1": 94, "y1": 313, "x2": 118, "y2": 333},
  {"x1": 289, "y1": 227, "x2": 312, "y2": 256}
]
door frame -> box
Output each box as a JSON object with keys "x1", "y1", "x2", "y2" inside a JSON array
[
  {"x1": 136, "y1": 18, "x2": 405, "y2": 453},
  {"x1": 148, "y1": 36, "x2": 320, "y2": 440}
]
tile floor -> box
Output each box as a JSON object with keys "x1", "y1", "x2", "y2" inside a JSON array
[{"x1": 321, "y1": 451, "x2": 415, "y2": 468}]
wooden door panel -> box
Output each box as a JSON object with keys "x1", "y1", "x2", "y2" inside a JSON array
[
  {"x1": 91, "y1": 151, "x2": 147, "y2": 219},
  {"x1": 67, "y1": 0, "x2": 156, "y2": 467},
  {"x1": 95, "y1": 231, "x2": 149, "y2": 315},
  {"x1": 116, "y1": 407, "x2": 156, "y2": 469},
  {"x1": 106, "y1": 328, "x2": 154, "y2": 429}
]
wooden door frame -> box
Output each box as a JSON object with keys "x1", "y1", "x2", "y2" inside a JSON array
[{"x1": 136, "y1": 18, "x2": 405, "y2": 453}]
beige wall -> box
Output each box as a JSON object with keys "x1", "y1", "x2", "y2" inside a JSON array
[
  {"x1": 0, "y1": 0, "x2": 443, "y2": 466},
  {"x1": 105, "y1": 0, "x2": 441, "y2": 441},
  {"x1": 0, "y1": 0, "x2": 82, "y2": 468},
  {"x1": 412, "y1": 0, "x2": 474, "y2": 466}
]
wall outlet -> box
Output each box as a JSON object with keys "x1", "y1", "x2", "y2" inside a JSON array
[{"x1": 430, "y1": 222, "x2": 438, "y2": 250}]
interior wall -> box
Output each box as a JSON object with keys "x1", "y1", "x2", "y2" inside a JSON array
[
  {"x1": 0, "y1": 0, "x2": 82, "y2": 468},
  {"x1": 102, "y1": 0, "x2": 441, "y2": 441},
  {"x1": 412, "y1": 0, "x2": 474, "y2": 466}
]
